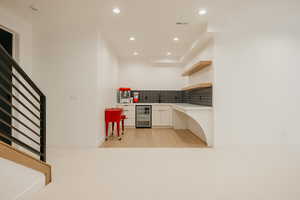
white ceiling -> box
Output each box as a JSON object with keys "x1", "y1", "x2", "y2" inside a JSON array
[
  {"x1": 2, "y1": 0, "x2": 299, "y2": 66},
  {"x1": 96, "y1": 0, "x2": 210, "y2": 62},
  {"x1": 1, "y1": 0, "x2": 213, "y2": 64}
]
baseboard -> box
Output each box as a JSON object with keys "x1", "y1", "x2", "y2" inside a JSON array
[
  {"x1": 152, "y1": 126, "x2": 173, "y2": 129},
  {"x1": 124, "y1": 126, "x2": 135, "y2": 128},
  {"x1": 125, "y1": 126, "x2": 174, "y2": 129},
  {"x1": 97, "y1": 136, "x2": 106, "y2": 147}
]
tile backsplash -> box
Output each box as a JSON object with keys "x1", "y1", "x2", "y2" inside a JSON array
[
  {"x1": 118, "y1": 87, "x2": 213, "y2": 106},
  {"x1": 182, "y1": 87, "x2": 212, "y2": 106},
  {"x1": 133, "y1": 90, "x2": 183, "y2": 103}
]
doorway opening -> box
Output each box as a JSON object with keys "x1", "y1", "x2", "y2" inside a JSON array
[{"x1": 0, "y1": 26, "x2": 14, "y2": 145}]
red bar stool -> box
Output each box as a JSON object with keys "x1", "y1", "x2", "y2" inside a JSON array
[
  {"x1": 121, "y1": 114, "x2": 126, "y2": 135},
  {"x1": 111, "y1": 115, "x2": 126, "y2": 137},
  {"x1": 105, "y1": 108, "x2": 123, "y2": 141}
]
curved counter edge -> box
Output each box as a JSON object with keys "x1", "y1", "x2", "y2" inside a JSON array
[{"x1": 171, "y1": 104, "x2": 213, "y2": 147}]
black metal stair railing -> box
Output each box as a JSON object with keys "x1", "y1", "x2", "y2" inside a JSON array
[{"x1": 0, "y1": 44, "x2": 46, "y2": 162}]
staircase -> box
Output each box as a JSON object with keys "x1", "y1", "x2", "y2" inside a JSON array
[{"x1": 0, "y1": 44, "x2": 51, "y2": 187}]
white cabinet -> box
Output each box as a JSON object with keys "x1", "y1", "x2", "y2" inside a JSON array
[
  {"x1": 160, "y1": 109, "x2": 172, "y2": 126},
  {"x1": 152, "y1": 105, "x2": 172, "y2": 127},
  {"x1": 117, "y1": 105, "x2": 135, "y2": 127},
  {"x1": 117, "y1": 104, "x2": 172, "y2": 127},
  {"x1": 152, "y1": 109, "x2": 161, "y2": 126}
]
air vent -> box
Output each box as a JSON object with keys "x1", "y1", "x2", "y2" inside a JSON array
[
  {"x1": 29, "y1": 5, "x2": 39, "y2": 12},
  {"x1": 176, "y1": 22, "x2": 189, "y2": 25}
]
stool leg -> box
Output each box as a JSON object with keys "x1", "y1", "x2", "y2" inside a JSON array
[
  {"x1": 105, "y1": 122, "x2": 109, "y2": 141},
  {"x1": 122, "y1": 119, "x2": 125, "y2": 135},
  {"x1": 117, "y1": 121, "x2": 121, "y2": 140},
  {"x1": 112, "y1": 122, "x2": 115, "y2": 137}
]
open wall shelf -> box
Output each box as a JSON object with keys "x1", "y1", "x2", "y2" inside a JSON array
[
  {"x1": 182, "y1": 82, "x2": 212, "y2": 91},
  {"x1": 182, "y1": 61, "x2": 212, "y2": 77}
]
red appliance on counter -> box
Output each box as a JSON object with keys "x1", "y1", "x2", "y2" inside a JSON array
[
  {"x1": 133, "y1": 92, "x2": 139, "y2": 103},
  {"x1": 119, "y1": 88, "x2": 131, "y2": 104}
]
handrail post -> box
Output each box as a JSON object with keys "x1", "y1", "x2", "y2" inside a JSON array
[{"x1": 40, "y1": 95, "x2": 46, "y2": 162}]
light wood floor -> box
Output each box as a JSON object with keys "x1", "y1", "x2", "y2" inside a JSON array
[{"x1": 101, "y1": 128, "x2": 207, "y2": 148}]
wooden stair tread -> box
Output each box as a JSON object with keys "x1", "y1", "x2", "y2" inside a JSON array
[{"x1": 0, "y1": 141, "x2": 51, "y2": 185}]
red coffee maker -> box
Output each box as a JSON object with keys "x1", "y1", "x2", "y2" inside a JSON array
[{"x1": 133, "y1": 92, "x2": 139, "y2": 103}]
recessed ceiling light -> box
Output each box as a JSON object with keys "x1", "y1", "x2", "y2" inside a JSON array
[
  {"x1": 198, "y1": 9, "x2": 207, "y2": 16},
  {"x1": 173, "y1": 37, "x2": 179, "y2": 41},
  {"x1": 113, "y1": 8, "x2": 121, "y2": 14},
  {"x1": 167, "y1": 52, "x2": 172, "y2": 56},
  {"x1": 129, "y1": 37, "x2": 136, "y2": 41},
  {"x1": 133, "y1": 52, "x2": 139, "y2": 56}
]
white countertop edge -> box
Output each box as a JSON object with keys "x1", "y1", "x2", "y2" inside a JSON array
[
  {"x1": 117, "y1": 103, "x2": 213, "y2": 111},
  {"x1": 171, "y1": 104, "x2": 212, "y2": 111}
]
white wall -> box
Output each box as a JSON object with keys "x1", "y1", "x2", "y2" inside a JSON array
[
  {"x1": 119, "y1": 60, "x2": 185, "y2": 90},
  {"x1": 32, "y1": 31, "x2": 119, "y2": 148},
  {"x1": 32, "y1": 21, "x2": 97, "y2": 148},
  {"x1": 32, "y1": 2, "x2": 120, "y2": 147},
  {"x1": 210, "y1": 0, "x2": 300, "y2": 146},
  {"x1": 96, "y1": 34, "x2": 119, "y2": 144},
  {"x1": 213, "y1": 30, "x2": 300, "y2": 146}
]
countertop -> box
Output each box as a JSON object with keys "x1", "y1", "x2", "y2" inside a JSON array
[
  {"x1": 117, "y1": 103, "x2": 212, "y2": 111},
  {"x1": 171, "y1": 103, "x2": 212, "y2": 111},
  {"x1": 118, "y1": 103, "x2": 171, "y2": 106}
]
